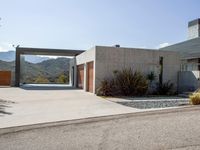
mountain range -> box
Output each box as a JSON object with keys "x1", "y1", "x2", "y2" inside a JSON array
[
  {"x1": 0, "y1": 51, "x2": 50, "y2": 63},
  {"x1": 0, "y1": 57, "x2": 70, "y2": 84}
]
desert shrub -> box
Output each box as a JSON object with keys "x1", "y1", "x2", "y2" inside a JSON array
[
  {"x1": 156, "y1": 81, "x2": 174, "y2": 95},
  {"x1": 34, "y1": 76, "x2": 49, "y2": 83},
  {"x1": 146, "y1": 71, "x2": 157, "y2": 94},
  {"x1": 189, "y1": 91, "x2": 200, "y2": 105},
  {"x1": 147, "y1": 71, "x2": 156, "y2": 83},
  {"x1": 114, "y1": 68, "x2": 148, "y2": 96},
  {"x1": 56, "y1": 74, "x2": 68, "y2": 83},
  {"x1": 96, "y1": 79, "x2": 116, "y2": 96}
]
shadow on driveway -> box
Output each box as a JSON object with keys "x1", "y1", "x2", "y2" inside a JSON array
[
  {"x1": 0, "y1": 99, "x2": 15, "y2": 116},
  {"x1": 20, "y1": 84, "x2": 80, "y2": 91}
]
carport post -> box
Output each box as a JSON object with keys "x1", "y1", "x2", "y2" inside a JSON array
[{"x1": 15, "y1": 49, "x2": 20, "y2": 87}]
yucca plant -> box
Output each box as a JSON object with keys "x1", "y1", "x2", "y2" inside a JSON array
[{"x1": 189, "y1": 90, "x2": 200, "y2": 105}]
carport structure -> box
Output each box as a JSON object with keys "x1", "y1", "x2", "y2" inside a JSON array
[{"x1": 15, "y1": 47, "x2": 85, "y2": 87}]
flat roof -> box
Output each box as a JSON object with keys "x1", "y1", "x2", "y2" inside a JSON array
[
  {"x1": 16, "y1": 47, "x2": 85, "y2": 56},
  {"x1": 160, "y1": 37, "x2": 200, "y2": 59}
]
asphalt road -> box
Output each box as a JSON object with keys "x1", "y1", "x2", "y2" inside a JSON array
[{"x1": 1, "y1": 107, "x2": 200, "y2": 150}]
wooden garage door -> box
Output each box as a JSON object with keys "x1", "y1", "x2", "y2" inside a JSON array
[
  {"x1": 0, "y1": 71, "x2": 11, "y2": 86},
  {"x1": 77, "y1": 64, "x2": 84, "y2": 89},
  {"x1": 87, "y1": 61, "x2": 94, "y2": 93}
]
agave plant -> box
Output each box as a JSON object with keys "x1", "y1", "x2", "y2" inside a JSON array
[
  {"x1": 156, "y1": 81, "x2": 174, "y2": 95},
  {"x1": 147, "y1": 71, "x2": 156, "y2": 83},
  {"x1": 146, "y1": 71, "x2": 157, "y2": 94}
]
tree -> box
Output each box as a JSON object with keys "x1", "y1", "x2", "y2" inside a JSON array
[
  {"x1": 34, "y1": 76, "x2": 49, "y2": 83},
  {"x1": 56, "y1": 74, "x2": 68, "y2": 83}
]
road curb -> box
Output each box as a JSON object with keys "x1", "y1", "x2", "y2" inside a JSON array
[{"x1": 0, "y1": 105, "x2": 199, "y2": 135}]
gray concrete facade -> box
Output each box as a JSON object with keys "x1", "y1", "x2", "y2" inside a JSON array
[
  {"x1": 160, "y1": 19, "x2": 200, "y2": 93},
  {"x1": 71, "y1": 46, "x2": 181, "y2": 94},
  {"x1": 69, "y1": 47, "x2": 96, "y2": 91},
  {"x1": 188, "y1": 18, "x2": 200, "y2": 40},
  {"x1": 160, "y1": 37, "x2": 200, "y2": 60},
  {"x1": 178, "y1": 71, "x2": 199, "y2": 93}
]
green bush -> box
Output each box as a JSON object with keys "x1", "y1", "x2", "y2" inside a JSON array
[
  {"x1": 114, "y1": 68, "x2": 148, "y2": 96},
  {"x1": 56, "y1": 74, "x2": 68, "y2": 83},
  {"x1": 34, "y1": 76, "x2": 49, "y2": 83},
  {"x1": 189, "y1": 91, "x2": 200, "y2": 105},
  {"x1": 156, "y1": 81, "x2": 174, "y2": 95}
]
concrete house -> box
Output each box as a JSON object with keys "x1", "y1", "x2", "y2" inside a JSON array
[
  {"x1": 161, "y1": 18, "x2": 200, "y2": 92},
  {"x1": 12, "y1": 46, "x2": 180, "y2": 94},
  {"x1": 70, "y1": 46, "x2": 180, "y2": 93},
  {"x1": 12, "y1": 19, "x2": 200, "y2": 94}
]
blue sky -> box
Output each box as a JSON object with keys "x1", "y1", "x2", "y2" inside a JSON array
[{"x1": 0, "y1": 0, "x2": 199, "y2": 52}]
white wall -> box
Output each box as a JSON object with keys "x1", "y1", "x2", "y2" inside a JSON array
[
  {"x1": 76, "y1": 47, "x2": 96, "y2": 65},
  {"x1": 69, "y1": 47, "x2": 96, "y2": 92}
]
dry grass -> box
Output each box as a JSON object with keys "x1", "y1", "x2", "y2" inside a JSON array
[{"x1": 189, "y1": 91, "x2": 200, "y2": 105}]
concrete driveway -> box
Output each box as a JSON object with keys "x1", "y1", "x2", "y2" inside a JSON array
[{"x1": 0, "y1": 87, "x2": 138, "y2": 128}]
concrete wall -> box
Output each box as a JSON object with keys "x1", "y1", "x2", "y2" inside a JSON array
[
  {"x1": 69, "y1": 47, "x2": 96, "y2": 92},
  {"x1": 188, "y1": 24, "x2": 200, "y2": 40},
  {"x1": 69, "y1": 58, "x2": 76, "y2": 86},
  {"x1": 75, "y1": 47, "x2": 96, "y2": 65},
  {"x1": 192, "y1": 71, "x2": 200, "y2": 79},
  {"x1": 178, "y1": 71, "x2": 199, "y2": 93},
  {"x1": 95, "y1": 46, "x2": 180, "y2": 93},
  {"x1": 73, "y1": 46, "x2": 181, "y2": 94},
  {"x1": 180, "y1": 59, "x2": 199, "y2": 80},
  {"x1": 160, "y1": 37, "x2": 200, "y2": 60}
]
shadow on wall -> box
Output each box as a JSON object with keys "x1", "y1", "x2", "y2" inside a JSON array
[
  {"x1": 0, "y1": 99, "x2": 14, "y2": 116},
  {"x1": 178, "y1": 71, "x2": 199, "y2": 93}
]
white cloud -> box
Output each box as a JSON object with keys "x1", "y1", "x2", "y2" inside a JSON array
[
  {"x1": 156, "y1": 42, "x2": 170, "y2": 49},
  {"x1": 0, "y1": 42, "x2": 14, "y2": 52}
]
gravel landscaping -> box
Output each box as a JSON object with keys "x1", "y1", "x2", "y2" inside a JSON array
[{"x1": 107, "y1": 97, "x2": 189, "y2": 109}]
